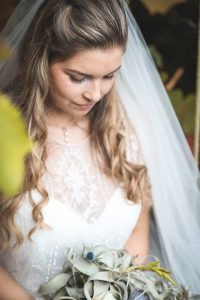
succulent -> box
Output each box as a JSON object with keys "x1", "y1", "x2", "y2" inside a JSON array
[{"x1": 38, "y1": 245, "x2": 199, "y2": 300}]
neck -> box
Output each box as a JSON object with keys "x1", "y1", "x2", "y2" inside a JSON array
[{"x1": 46, "y1": 107, "x2": 89, "y2": 129}]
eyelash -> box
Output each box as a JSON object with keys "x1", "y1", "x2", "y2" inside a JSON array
[{"x1": 69, "y1": 74, "x2": 115, "y2": 84}]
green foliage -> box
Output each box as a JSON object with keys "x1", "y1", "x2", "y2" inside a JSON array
[
  {"x1": 150, "y1": 44, "x2": 195, "y2": 137},
  {"x1": 0, "y1": 94, "x2": 32, "y2": 197},
  {"x1": 160, "y1": 71, "x2": 170, "y2": 83},
  {"x1": 168, "y1": 89, "x2": 195, "y2": 135},
  {"x1": 149, "y1": 45, "x2": 164, "y2": 69}
]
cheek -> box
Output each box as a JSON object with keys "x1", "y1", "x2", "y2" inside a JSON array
[
  {"x1": 102, "y1": 80, "x2": 115, "y2": 96},
  {"x1": 51, "y1": 75, "x2": 82, "y2": 100}
]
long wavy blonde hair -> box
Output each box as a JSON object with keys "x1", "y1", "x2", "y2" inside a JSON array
[{"x1": 0, "y1": 0, "x2": 151, "y2": 250}]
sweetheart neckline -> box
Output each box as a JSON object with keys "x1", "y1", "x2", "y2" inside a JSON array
[{"x1": 43, "y1": 185, "x2": 141, "y2": 227}]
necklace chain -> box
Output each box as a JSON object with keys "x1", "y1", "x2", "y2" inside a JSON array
[{"x1": 47, "y1": 113, "x2": 89, "y2": 144}]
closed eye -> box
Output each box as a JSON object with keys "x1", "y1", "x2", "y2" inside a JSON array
[
  {"x1": 104, "y1": 74, "x2": 115, "y2": 80},
  {"x1": 67, "y1": 73, "x2": 116, "y2": 84},
  {"x1": 68, "y1": 75, "x2": 86, "y2": 83}
]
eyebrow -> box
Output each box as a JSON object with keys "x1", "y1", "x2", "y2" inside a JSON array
[{"x1": 65, "y1": 65, "x2": 121, "y2": 77}]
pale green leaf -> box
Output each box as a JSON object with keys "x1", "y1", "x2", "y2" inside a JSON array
[
  {"x1": 93, "y1": 281, "x2": 109, "y2": 298},
  {"x1": 88, "y1": 271, "x2": 114, "y2": 283},
  {"x1": 102, "y1": 292, "x2": 117, "y2": 300},
  {"x1": 0, "y1": 94, "x2": 32, "y2": 196},
  {"x1": 39, "y1": 273, "x2": 71, "y2": 295},
  {"x1": 73, "y1": 257, "x2": 99, "y2": 276}
]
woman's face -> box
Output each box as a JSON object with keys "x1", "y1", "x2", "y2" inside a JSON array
[{"x1": 49, "y1": 47, "x2": 124, "y2": 120}]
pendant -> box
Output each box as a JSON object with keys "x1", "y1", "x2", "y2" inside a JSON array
[{"x1": 62, "y1": 127, "x2": 69, "y2": 143}]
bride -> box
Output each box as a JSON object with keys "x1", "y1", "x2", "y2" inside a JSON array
[{"x1": 0, "y1": 0, "x2": 199, "y2": 299}]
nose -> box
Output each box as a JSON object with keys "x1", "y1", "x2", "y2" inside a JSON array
[{"x1": 83, "y1": 80, "x2": 101, "y2": 103}]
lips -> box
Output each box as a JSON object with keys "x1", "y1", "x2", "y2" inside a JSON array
[
  {"x1": 76, "y1": 103, "x2": 94, "y2": 106},
  {"x1": 72, "y1": 102, "x2": 95, "y2": 110}
]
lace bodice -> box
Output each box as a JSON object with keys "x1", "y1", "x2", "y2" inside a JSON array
[
  {"x1": 44, "y1": 135, "x2": 118, "y2": 223},
  {"x1": 0, "y1": 126, "x2": 144, "y2": 299}
]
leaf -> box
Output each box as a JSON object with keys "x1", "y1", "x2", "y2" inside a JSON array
[
  {"x1": 93, "y1": 281, "x2": 110, "y2": 298},
  {"x1": 0, "y1": 40, "x2": 12, "y2": 60},
  {"x1": 128, "y1": 261, "x2": 176, "y2": 286},
  {"x1": 88, "y1": 271, "x2": 114, "y2": 283},
  {"x1": 98, "y1": 251, "x2": 115, "y2": 269},
  {"x1": 181, "y1": 94, "x2": 195, "y2": 134},
  {"x1": 149, "y1": 45, "x2": 164, "y2": 69},
  {"x1": 39, "y1": 273, "x2": 71, "y2": 295},
  {"x1": 73, "y1": 256, "x2": 99, "y2": 276},
  {"x1": 160, "y1": 71, "x2": 169, "y2": 84},
  {"x1": 0, "y1": 94, "x2": 32, "y2": 196},
  {"x1": 53, "y1": 287, "x2": 67, "y2": 300},
  {"x1": 168, "y1": 90, "x2": 195, "y2": 134},
  {"x1": 65, "y1": 286, "x2": 85, "y2": 299},
  {"x1": 83, "y1": 281, "x2": 93, "y2": 300},
  {"x1": 102, "y1": 292, "x2": 117, "y2": 300}
]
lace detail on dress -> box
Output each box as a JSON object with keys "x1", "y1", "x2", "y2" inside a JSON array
[
  {"x1": 42, "y1": 125, "x2": 145, "y2": 224},
  {"x1": 43, "y1": 135, "x2": 118, "y2": 223}
]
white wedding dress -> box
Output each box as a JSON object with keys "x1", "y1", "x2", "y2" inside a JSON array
[{"x1": 0, "y1": 126, "x2": 144, "y2": 299}]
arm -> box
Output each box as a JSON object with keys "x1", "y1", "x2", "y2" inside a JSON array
[
  {"x1": 123, "y1": 206, "x2": 150, "y2": 264},
  {"x1": 0, "y1": 266, "x2": 34, "y2": 300}
]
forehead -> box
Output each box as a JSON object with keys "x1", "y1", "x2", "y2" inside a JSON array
[{"x1": 58, "y1": 47, "x2": 124, "y2": 76}]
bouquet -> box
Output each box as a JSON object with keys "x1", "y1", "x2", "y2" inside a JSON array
[{"x1": 39, "y1": 245, "x2": 199, "y2": 300}]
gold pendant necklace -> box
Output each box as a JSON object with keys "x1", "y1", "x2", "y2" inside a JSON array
[{"x1": 62, "y1": 127, "x2": 69, "y2": 143}]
